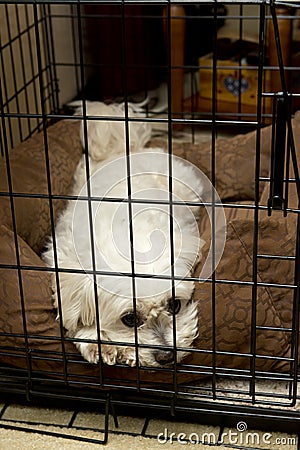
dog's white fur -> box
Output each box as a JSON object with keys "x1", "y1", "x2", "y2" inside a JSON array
[{"x1": 43, "y1": 102, "x2": 204, "y2": 367}]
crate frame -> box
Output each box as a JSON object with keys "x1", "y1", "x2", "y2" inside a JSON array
[{"x1": 1, "y1": 0, "x2": 300, "y2": 444}]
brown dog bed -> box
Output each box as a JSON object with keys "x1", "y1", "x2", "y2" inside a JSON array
[{"x1": 0, "y1": 115, "x2": 299, "y2": 387}]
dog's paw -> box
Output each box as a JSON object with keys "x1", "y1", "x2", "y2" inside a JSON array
[
  {"x1": 79, "y1": 342, "x2": 118, "y2": 365},
  {"x1": 117, "y1": 348, "x2": 136, "y2": 367},
  {"x1": 124, "y1": 357, "x2": 136, "y2": 367},
  {"x1": 101, "y1": 345, "x2": 118, "y2": 365},
  {"x1": 78, "y1": 343, "x2": 100, "y2": 364}
]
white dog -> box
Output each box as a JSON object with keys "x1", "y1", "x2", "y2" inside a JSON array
[{"x1": 43, "y1": 102, "x2": 204, "y2": 367}]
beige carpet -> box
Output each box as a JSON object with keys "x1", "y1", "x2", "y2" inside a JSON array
[{"x1": 0, "y1": 400, "x2": 297, "y2": 449}]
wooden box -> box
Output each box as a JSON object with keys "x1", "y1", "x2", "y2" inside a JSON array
[{"x1": 198, "y1": 53, "x2": 272, "y2": 119}]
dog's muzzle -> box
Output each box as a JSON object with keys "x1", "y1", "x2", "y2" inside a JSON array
[{"x1": 154, "y1": 350, "x2": 174, "y2": 365}]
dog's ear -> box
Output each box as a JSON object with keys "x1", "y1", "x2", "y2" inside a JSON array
[
  {"x1": 56, "y1": 272, "x2": 97, "y2": 331},
  {"x1": 73, "y1": 101, "x2": 151, "y2": 161}
]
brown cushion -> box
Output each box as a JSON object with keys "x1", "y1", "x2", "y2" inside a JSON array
[
  {"x1": 257, "y1": 184, "x2": 298, "y2": 330},
  {"x1": 0, "y1": 218, "x2": 292, "y2": 384},
  {"x1": 0, "y1": 223, "x2": 155, "y2": 383},
  {"x1": 257, "y1": 111, "x2": 300, "y2": 330},
  {"x1": 0, "y1": 117, "x2": 297, "y2": 385},
  {"x1": 151, "y1": 124, "x2": 272, "y2": 201},
  {"x1": 190, "y1": 214, "x2": 293, "y2": 376},
  {"x1": 0, "y1": 224, "x2": 67, "y2": 372},
  {"x1": 0, "y1": 120, "x2": 83, "y2": 254}
]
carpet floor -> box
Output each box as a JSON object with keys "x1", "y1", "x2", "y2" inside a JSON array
[{"x1": 0, "y1": 399, "x2": 298, "y2": 449}]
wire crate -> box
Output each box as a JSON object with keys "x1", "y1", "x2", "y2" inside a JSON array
[{"x1": 1, "y1": 0, "x2": 300, "y2": 445}]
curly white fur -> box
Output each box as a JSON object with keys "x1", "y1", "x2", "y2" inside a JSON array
[
  {"x1": 70, "y1": 100, "x2": 152, "y2": 161},
  {"x1": 43, "y1": 102, "x2": 203, "y2": 367}
]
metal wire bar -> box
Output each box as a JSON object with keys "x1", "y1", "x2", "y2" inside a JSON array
[
  {"x1": 165, "y1": 0, "x2": 178, "y2": 407},
  {"x1": 32, "y1": 1, "x2": 69, "y2": 384},
  {"x1": 249, "y1": 0, "x2": 266, "y2": 403},
  {"x1": 75, "y1": 0, "x2": 105, "y2": 382},
  {"x1": 120, "y1": 0, "x2": 141, "y2": 388},
  {"x1": 210, "y1": 0, "x2": 218, "y2": 402},
  {"x1": 0, "y1": 83, "x2": 33, "y2": 396}
]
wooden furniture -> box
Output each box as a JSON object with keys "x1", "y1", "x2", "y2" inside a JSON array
[
  {"x1": 166, "y1": 5, "x2": 294, "y2": 122},
  {"x1": 163, "y1": 5, "x2": 186, "y2": 122}
]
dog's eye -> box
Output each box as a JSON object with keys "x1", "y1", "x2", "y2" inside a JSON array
[
  {"x1": 121, "y1": 312, "x2": 142, "y2": 328},
  {"x1": 168, "y1": 298, "x2": 181, "y2": 315}
]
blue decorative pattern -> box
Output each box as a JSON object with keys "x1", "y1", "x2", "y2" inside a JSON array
[{"x1": 224, "y1": 76, "x2": 249, "y2": 96}]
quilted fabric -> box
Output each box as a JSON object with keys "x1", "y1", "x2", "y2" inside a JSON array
[
  {"x1": 0, "y1": 120, "x2": 83, "y2": 254},
  {"x1": 151, "y1": 124, "x2": 272, "y2": 202},
  {"x1": 0, "y1": 116, "x2": 298, "y2": 385},
  {"x1": 191, "y1": 211, "x2": 294, "y2": 376}
]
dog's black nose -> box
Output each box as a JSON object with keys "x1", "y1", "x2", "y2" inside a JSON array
[{"x1": 154, "y1": 350, "x2": 174, "y2": 365}]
